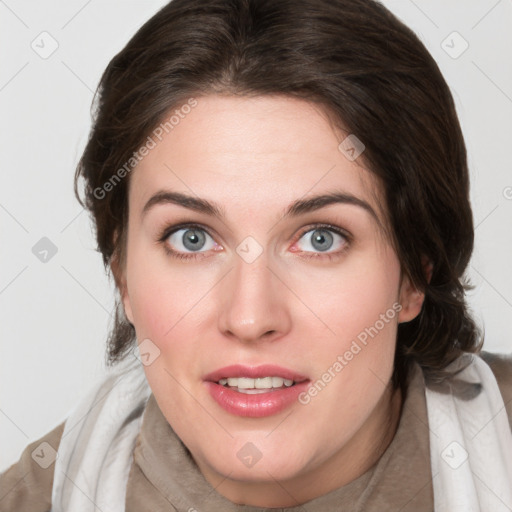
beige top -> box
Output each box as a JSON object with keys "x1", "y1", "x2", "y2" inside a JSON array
[{"x1": 1, "y1": 350, "x2": 511, "y2": 511}]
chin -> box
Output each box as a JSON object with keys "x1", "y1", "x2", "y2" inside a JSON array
[{"x1": 204, "y1": 442, "x2": 311, "y2": 482}]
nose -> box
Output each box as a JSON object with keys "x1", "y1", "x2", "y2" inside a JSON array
[{"x1": 217, "y1": 252, "x2": 292, "y2": 344}]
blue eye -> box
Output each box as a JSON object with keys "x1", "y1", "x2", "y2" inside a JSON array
[
  {"x1": 168, "y1": 228, "x2": 212, "y2": 251},
  {"x1": 158, "y1": 223, "x2": 351, "y2": 262},
  {"x1": 161, "y1": 225, "x2": 217, "y2": 260},
  {"x1": 294, "y1": 225, "x2": 350, "y2": 260}
]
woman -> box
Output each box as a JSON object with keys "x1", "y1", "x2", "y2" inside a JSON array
[{"x1": 1, "y1": 0, "x2": 511, "y2": 510}]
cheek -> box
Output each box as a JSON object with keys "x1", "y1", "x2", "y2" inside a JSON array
[
  {"x1": 125, "y1": 239, "x2": 186, "y2": 339},
  {"x1": 125, "y1": 243, "x2": 216, "y2": 371},
  {"x1": 298, "y1": 258, "x2": 401, "y2": 429},
  {"x1": 293, "y1": 249, "x2": 402, "y2": 407},
  {"x1": 295, "y1": 247, "x2": 401, "y2": 346},
  {"x1": 128, "y1": 275, "x2": 189, "y2": 343}
]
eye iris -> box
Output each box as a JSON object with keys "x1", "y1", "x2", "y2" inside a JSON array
[
  {"x1": 311, "y1": 229, "x2": 333, "y2": 252},
  {"x1": 183, "y1": 229, "x2": 206, "y2": 251}
]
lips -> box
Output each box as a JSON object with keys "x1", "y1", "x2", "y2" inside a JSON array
[{"x1": 203, "y1": 364, "x2": 311, "y2": 417}]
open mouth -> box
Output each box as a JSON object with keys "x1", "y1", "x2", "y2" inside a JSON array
[
  {"x1": 216, "y1": 376, "x2": 298, "y2": 394},
  {"x1": 204, "y1": 366, "x2": 311, "y2": 417}
]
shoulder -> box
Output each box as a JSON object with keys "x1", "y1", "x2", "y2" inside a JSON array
[
  {"x1": 0, "y1": 421, "x2": 65, "y2": 512},
  {"x1": 479, "y1": 349, "x2": 512, "y2": 429}
]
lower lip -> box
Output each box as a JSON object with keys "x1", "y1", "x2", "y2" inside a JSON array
[{"x1": 204, "y1": 381, "x2": 310, "y2": 417}]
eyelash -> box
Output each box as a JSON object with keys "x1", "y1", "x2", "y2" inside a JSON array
[{"x1": 157, "y1": 222, "x2": 351, "y2": 262}]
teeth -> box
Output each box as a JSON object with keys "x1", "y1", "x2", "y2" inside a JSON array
[
  {"x1": 219, "y1": 376, "x2": 295, "y2": 389},
  {"x1": 255, "y1": 377, "x2": 273, "y2": 389}
]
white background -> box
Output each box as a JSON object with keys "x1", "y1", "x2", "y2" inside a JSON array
[{"x1": 1, "y1": 0, "x2": 511, "y2": 472}]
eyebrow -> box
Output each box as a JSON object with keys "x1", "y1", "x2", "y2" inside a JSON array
[{"x1": 141, "y1": 189, "x2": 379, "y2": 224}]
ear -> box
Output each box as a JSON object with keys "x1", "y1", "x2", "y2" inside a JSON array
[
  {"x1": 110, "y1": 231, "x2": 134, "y2": 325},
  {"x1": 122, "y1": 297, "x2": 134, "y2": 325},
  {"x1": 120, "y1": 280, "x2": 134, "y2": 325},
  {"x1": 398, "y1": 257, "x2": 432, "y2": 324}
]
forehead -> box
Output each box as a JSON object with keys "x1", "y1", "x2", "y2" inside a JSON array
[{"x1": 129, "y1": 94, "x2": 384, "y2": 222}]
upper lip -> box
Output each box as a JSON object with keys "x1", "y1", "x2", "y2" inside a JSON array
[{"x1": 204, "y1": 364, "x2": 309, "y2": 383}]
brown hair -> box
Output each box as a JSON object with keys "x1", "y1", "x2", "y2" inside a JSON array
[{"x1": 75, "y1": 0, "x2": 483, "y2": 393}]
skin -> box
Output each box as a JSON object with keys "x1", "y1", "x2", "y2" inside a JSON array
[{"x1": 118, "y1": 94, "x2": 425, "y2": 507}]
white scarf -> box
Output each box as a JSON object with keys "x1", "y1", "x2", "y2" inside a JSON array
[
  {"x1": 50, "y1": 353, "x2": 512, "y2": 511},
  {"x1": 425, "y1": 353, "x2": 512, "y2": 511}
]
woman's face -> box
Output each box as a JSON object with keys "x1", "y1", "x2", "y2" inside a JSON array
[{"x1": 120, "y1": 94, "x2": 424, "y2": 506}]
